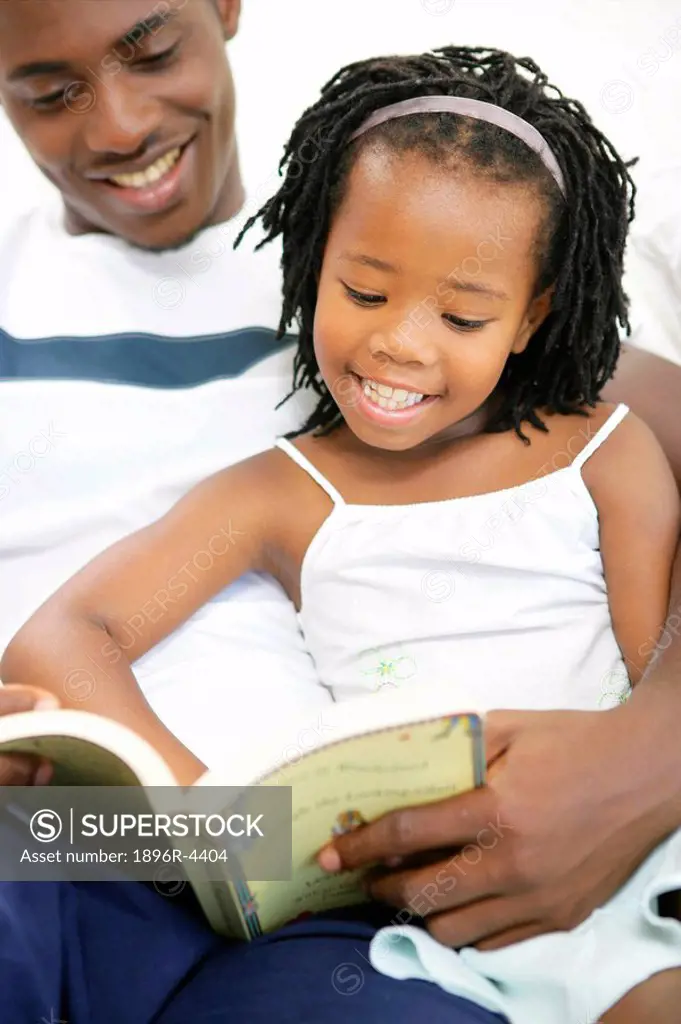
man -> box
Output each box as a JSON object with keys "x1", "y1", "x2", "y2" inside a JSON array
[
  {"x1": 0, "y1": 0, "x2": 330, "y2": 770},
  {"x1": 1, "y1": 0, "x2": 681, "y2": 1020}
]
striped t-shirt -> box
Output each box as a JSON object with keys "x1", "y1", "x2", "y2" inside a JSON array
[{"x1": 0, "y1": 195, "x2": 331, "y2": 768}]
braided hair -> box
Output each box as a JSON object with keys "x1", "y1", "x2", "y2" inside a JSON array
[{"x1": 236, "y1": 45, "x2": 636, "y2": 439}]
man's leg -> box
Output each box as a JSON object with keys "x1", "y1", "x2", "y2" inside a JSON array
[
  {"x1": 0, "y1": 880, "x2": 63, "y2": 1023},
  {"x1": 0, "y1": 879, "x2": 224, "y2": 1024},
  {"x1": 0, "y1": 803, "x2": 230, "y2": 1023},
  {"x1": 0, "y1": 812, "x2": 505, "y2": 1024},
  {"x1": 0, "y1": 879, "x2": 507, "y2": 1024},
  {"x1": 156, "y1": 911, "x2": 509, "y2": 1024}
]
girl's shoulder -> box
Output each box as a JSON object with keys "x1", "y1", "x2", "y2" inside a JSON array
[
  {"x1": 268, "y1": 432, "x2": 340, "y2": 486},
  {"x1": 193, "y1": 445, "x2": 325, "y2": 524},
  {"x1": 272, "y1": 429, "x2": 361, "y2": 496},
  {"x1": 536, "y1": 400, "x2": 619, "y2": 447},
  {"x1": 560, "y1": 401, "x2": 677, "y2": 514},
  {"x1": 267, "y1": 432, "x2": 354, "y2": 513},
  {"x1": 503, "y1": 401, "x2": 664, "y2": 503},
  {"x1": 530, "y1": 401, "x2": 634, "y2": 470}
]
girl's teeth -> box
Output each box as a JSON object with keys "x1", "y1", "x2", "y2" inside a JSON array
[
  {"x1": 361, "y1": 378, "x2": 425, "y2": 412},
  {"x1": 109, "y1": 147, "x2": 181, "y2": 189}
]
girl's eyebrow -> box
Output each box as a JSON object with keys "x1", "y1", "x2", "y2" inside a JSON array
[
  {"x1": 441, "y1": 278, "x2": 509, "y2": 301},
  {"x1": 338, "y1": 251, "x2": 398, "y2": 274},
  {"x1": 338, "y1": 250, "x2": 508, "y2": 300}
]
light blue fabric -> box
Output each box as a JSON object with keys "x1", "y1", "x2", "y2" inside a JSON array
[{"x1": 370, "y1": 830, "x2": 681, "y2": 1022}]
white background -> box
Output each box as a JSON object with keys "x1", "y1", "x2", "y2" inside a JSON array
[
  {"x1": 230, "y1": 0, "x2": 681, "y2": 194},
  {"x1": 2, "y1": 0, "x2": 680, "y2": 357}
]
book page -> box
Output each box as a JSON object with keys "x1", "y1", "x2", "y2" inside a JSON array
[
  {"x1": 0, "y1": 710, "x2": 176, "y2": 786},
  {"x1": 199, "y1": 680, "x2": 487, "y2": 789},
  {"x1": 0, "y1": 735, "x2": 145, "y2": 786},
  {"x1": 241, "y1": 713, "x2": 484, "y2": 934}
]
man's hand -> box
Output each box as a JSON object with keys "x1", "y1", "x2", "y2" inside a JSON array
[
  {"x1": 0, "y1": 685, "x2": 59, "y2": 785},
  {"x1": 318, "y1": 704, "x2": 680, "y2": 949}
]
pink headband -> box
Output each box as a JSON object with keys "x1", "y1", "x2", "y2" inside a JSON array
[{"x1": 349, "y1": 96, "x2": 566, "y2": 198}]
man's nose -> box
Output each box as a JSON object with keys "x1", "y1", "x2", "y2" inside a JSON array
[{"x1": 80, "y1": 81, "x2": 161, "y2": 156}]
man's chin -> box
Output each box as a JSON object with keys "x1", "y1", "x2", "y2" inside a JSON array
[
  {"x1": 62, "y1": 201, "x2": 210, "y2": 253},
  {"x1": 121, "y1": 208, "x2": 213, "y2": 252},
  {"x1": 125, "y1": 224, "x2": 206, "y2": 253}
]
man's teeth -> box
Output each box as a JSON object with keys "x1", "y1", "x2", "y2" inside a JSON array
[
  {"x1": 109, "y1": 147, "x2": 181, "y2": 189},
  {"x1": 361, "y1": 378, "x2": 425, "y2": 411}
]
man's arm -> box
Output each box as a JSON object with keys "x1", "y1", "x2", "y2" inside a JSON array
[
  {"x1": 603, "y1": 343, "x2": 681, "y2": 481},
  {"x1": 319, "y1": 345, "x2": 681, "y2": 949}
]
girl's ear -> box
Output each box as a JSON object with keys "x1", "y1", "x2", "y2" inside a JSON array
[{"x1": 511, "y1": 285, "x2": 554, "y2": 355}]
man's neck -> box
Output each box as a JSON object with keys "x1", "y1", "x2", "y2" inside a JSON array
[{"x1": 203, "y1": 150, "x2": 246, "y2": 230}]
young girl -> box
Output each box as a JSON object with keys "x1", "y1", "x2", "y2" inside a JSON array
[{"x1": 3, "y1": 46, "x2": 681, "y2": 1022}]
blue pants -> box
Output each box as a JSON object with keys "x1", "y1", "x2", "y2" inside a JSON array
[{"x1": 0, "y1": 878, "x2": 509, "y2": 1023}]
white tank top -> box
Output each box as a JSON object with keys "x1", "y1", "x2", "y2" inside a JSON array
[{"x1": 275, "y1": 404, "x2": 632, "y2": 713}]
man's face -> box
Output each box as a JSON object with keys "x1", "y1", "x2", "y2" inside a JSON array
[{"x1": 0, "y1": 0, "x2": 242, "y2": 249}]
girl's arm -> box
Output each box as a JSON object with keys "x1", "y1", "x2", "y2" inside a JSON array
[
  {"x1": 0, "y1": 451, "x2": 291, "y2": 785},
  {"x1": 584, "y1": 410, "x2": 681, "y2": 684}
]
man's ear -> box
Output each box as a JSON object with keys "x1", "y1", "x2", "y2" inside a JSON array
[
  {"x1": 214, "y1": 0, "x2": 241, "y2": 40},
  {"x1": 511, "y1": 285, "x2": 554, "y2": 355}
]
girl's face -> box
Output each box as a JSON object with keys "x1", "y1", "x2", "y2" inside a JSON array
[{"x1": 314, "y1": 146, "x2": 553, "y2": 452}]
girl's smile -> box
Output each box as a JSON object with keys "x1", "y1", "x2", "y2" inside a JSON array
[{"x1": 347, "y1": 371, "x2": 439, "y2": 427}]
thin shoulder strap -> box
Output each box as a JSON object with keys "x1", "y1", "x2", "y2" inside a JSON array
[
  {"x1": 572, "y1": 404, "x2": 630, "y2": 471},
  {"x1": 275, "y1": 438, "x2": 345, "y2": 505}
]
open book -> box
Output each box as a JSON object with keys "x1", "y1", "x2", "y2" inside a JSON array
[{"x1": 0, "y1": 693, "x2": 485, "y2": 939}]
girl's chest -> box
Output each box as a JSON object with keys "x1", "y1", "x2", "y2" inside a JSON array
[{"x1": 325, "y1": 434, "x2": 554, "y2": 507}]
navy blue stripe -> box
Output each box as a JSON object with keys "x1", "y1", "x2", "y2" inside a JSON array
[{"x1": 0, "y1": 326, "x2": 294, "y2": 388}]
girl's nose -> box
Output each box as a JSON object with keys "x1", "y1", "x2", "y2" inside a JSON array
[{"x1": 367, "y1": 324, "x2": 440, "y2": 368}]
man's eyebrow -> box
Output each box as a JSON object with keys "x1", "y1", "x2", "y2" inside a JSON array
[
  {"x1": 440, "y1": 278, "x2": 509, "y2": 301},
  {"x1": 8, "y1": 60, "x2": 69, "y2": 83},
  {"x1": 120, "y1": 9, "x2": 179, "y2": 45},
  {"x1": 338, "y1": 251, "x2": 400, "y2": 274},
  {"x1": 7, "y1": 10, "x2": 178, "y2": 82}
]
